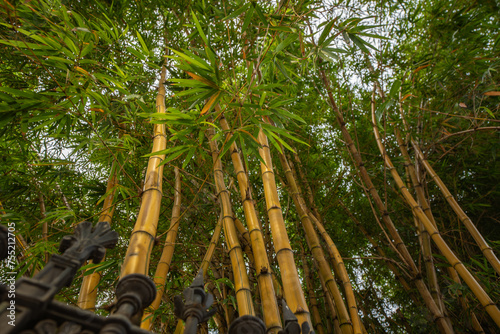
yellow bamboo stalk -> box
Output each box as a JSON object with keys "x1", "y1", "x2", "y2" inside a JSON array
[
  {"x1": 278, "y1": 150, "x2": 355, "y2": 334},
  {"x1": 446, "y1": 267, "x2": 485, "y2": 333},
  {"x1": 393, "y1": 122, "x2": 449, "y2": 323},
  {"x1": 141, "y1": 166, "x2": 182, "y2": 329},
  {"x1": 78, "y1": 163, "x2": 118, "y2": 310},
  {"x1": 412, "y1": 141, "x2": 500, "y2": 276},
  {"x1": 292, "y1": 153, "x2": 322, "y2": 222},
  {"x1": 317, "y1": 261, "x2": 343, "y2": 334},
  {"x1": 200, "y1": 213, "x2": 224, "y2": 276},
  {"x1": 174, "y1": 319, "x2": 184, "y2": 334},
  {"x1": 258, "y1": 129, "x2": 311, "y2": 327},
  {"x1": 233, "y1": 217, "x2": 256, "y2": 266},
  {"x1": 120, "y1": 66, "x2": 168, "y2": 278},
  {"x1": 370, "y1": 101, "x2": 500, "y2": 327},
  {"x1": 301, "y1": 251, "x2": 326, "y2": 334},
  {"x1": 285, "y1": 153, "x2": 363, "y2": 334},
  {"x1": 319, "y1": 68, "x2": 454, "y2": 333},
  {"x1": 219, "y1": 115, "x2": 282, "y2": 333},
  {"x1": 37, "y1": 190, "x2": 48, "y2": 263},
  {"x1": 208, "y1": 129, "x2": 255, "y2": 318}
]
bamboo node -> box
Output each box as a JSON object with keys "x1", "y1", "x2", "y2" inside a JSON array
[{"x1": 276, "y1": 248, "x2": 294, "y2": 256}]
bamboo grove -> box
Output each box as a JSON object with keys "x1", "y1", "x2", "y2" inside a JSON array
[{"x1": 1, "y1": 0, "x2": 499, "y2": 333}]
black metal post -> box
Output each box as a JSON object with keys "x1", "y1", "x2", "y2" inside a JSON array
[{"x1": 174, "y1": 270, "x2": 216, "y2": 334}]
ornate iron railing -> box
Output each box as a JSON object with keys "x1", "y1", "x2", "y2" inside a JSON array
[{"x1": 0, "y1": 222, "x2": 311, "y2": 334}]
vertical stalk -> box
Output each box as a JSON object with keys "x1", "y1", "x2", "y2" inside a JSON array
[
  {"x1": 120, "y1": 65, "x2": 168, "y2": 278},
  {"x1": 208, "y1": 129, "x2": 255, "y2": 318},
  {"x1": 141, "y1": 166, "x2": 182, "y2": 329},
  {"x1": 393, "y1": 119, "x2": 449, "y2": 324},
  {"x1": 278, "y1": 149, "x2": 355, "y2": 334},
  {"x1": 286, "y1": 154, "x2": 363, "y2": 334},
  {"x1": 200, "y1": 213, "x2": 224, "y2": 276},
  {"x1": 38, "y1": 191, "x2": 47, "y2": 262},
  {"x1": 292, "y1": 153, "x2": 322, "y2": 222},
  {"x1": 78, "y1": 162, "x2": 118, "y2": 309},
  {"x1": 258, "y1": 130, "x2": 311, "y2": 327},
  {"x1": 219, "y1": 115, "x2": 282, "y2": 333},
  {"x1": 317, "y1": 261, "x2": 343, "y2": 334},
  {"x1": 301, "y1": 250, "x2": 326, "y2": 334},
  {"x1": 233, "y1": 217, "x2": 256, "y2": 267}
]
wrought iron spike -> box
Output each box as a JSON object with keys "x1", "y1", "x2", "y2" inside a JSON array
[
  {"x1": 191, "y1": 269, "x2": 205, "y2": 288},
  {"x1": 281, "y1": 299, "x2": 298, "y2": 325},
  {"x1": 174, "y1": 271, "x2": 215, "y2": 334},
  {"x1": 59, "y1": 221, "x2": 118, "y2": 265},
  {"x1": 301, "y1": 321, "x2": 313, "y2": 334},
  {"x1": 0, "y1": 222, "x2": 120, "y2": 334},
  {"x1": 279, "y1": 299, "x2": 311, "y2": 334}
]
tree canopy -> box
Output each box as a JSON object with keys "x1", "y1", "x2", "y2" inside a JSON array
[{"x1": 1, "y1": 0, "x2": 499, "y2": 333}]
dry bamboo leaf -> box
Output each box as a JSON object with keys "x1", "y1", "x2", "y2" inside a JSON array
[
  {"x1": 413, "y1": 64, "x2": 430, "y2": 73},
  {"x1": 483, "y1": 91, "x2": 500, "y2": 96},
  {"x1": 186, "y1": 71, "x2": 218, "y2": 88},
  {"x1": 201, "y1": 91, "x2": 221, "y2": 115},
  {"x1": 400, "y1": 93, "x2": 416, "y2": 102}
]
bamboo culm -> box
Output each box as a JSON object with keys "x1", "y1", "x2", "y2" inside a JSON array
[
  {"x1": 278, "y1": 149, "x2": 356, "y2": 334},
  {"x1": 141, "y1": 166, "x2": 182, "y2": 330},
  {"x1": 120, "y1": 66, "x2": 168, "y2": 278},
  {"x1": 258, "y1": 130, "x2": 311, "y2": 327},
  {"x1": 412, "y1": 140, "x2": 500, "y2": 276},
  {"x1": 78, "y1": 162, "x2": 118, "y2": 310},
  {"x1": 208, "y1": 128, "x2": 256, "y2": 318},
  {"x1": 220, "y1": 115, "x2": 282, "y2": 333},
  {"x1": 319, "y1": 67, "x2": 454, "y2": 334},
  {"x1": 370, "y1": 98, "x2": 500, "y2": 327}
]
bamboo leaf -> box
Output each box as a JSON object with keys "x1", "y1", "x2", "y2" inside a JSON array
[
  {"x1": 169, "y1": 48, "x2": 211, "y2": 70},
  {"x1": 186, "y1": 72, "x2": 218, "y2": 89},
  {"x1": 200, "y1": 91, "x2": 221, "y2": 115},
  {"x1": 275, "y1": 34, "x2": 298, "y2": 54},
  {"x1": 191, "y1": 11, "x2": 208, "y2": 46},
  {"x1": 318, "y1": 18, "x2": 338, "y2": 46},
  {"x1": 223, "y1": 4, "x2": 250, "y2": 21},
  {"x1": 136, "y1": 31, "x2": 149, "y2": 53},
  {"x1": 242, "y1": 6, "x2": 254, "y2": 32}
]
